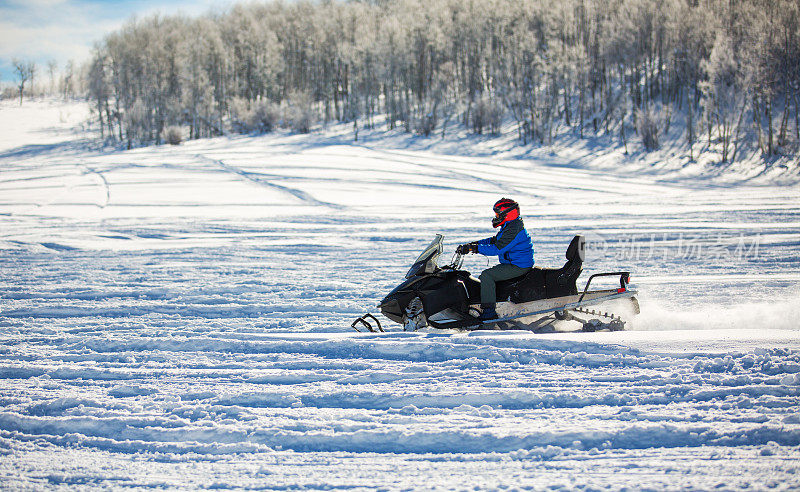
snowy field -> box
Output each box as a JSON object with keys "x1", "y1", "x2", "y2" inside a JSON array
[{"x1": 1, "y1": 99, "x2": 799, "y2": 490}]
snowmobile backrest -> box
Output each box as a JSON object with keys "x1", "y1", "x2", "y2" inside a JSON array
[{"x1": 565, "y1": 235, "x2": 585, "y2": 261}]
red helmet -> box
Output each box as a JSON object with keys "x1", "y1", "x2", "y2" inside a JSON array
[{"x1": 492, "y1": 198, "x2": 520, "y2": 228}]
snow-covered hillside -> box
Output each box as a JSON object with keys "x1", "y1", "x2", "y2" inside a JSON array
[{"x1": 1, "y1": 100, "x2": 799, "y2": 490}]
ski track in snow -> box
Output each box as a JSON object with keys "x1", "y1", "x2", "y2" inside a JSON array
[{"x1": 0, "y1": 100, "x2": 799, "y2": 490}]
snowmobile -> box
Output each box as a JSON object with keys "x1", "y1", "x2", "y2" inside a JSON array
[{"x1": 352, "y1": 234, "x2": 639, "y2": 333}]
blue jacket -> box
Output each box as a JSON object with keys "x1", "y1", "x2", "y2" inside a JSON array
[{"x1": 476, "y1": 218, "x2": 534, "y2": 268}]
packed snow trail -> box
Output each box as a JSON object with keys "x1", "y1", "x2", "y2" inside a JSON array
[{"x1": 0, "y1": 100, "x2": 799, "y2": 490}]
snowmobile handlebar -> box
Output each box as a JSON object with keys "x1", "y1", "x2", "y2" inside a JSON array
[
  {"x1": 450, "y1": 250, "x2": 465, "y2": 270},
  {"x1": 578, "y1": 272, "x2": 630, "y2": 303}
]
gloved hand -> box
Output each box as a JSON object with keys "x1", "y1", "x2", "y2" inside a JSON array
[{"x1": 457, "y1": 243, "x2": 478, "y2": 255}]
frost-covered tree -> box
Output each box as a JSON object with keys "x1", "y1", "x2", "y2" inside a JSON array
[
  {"x1": 47, "y1": 60, "x2": 58, "y2": 95},
  {"x1": 701, "y1": 32, "x2": 746, "y2": 163},
  {"x1": 88, "y1": 54, "x2": 111, "y2": 138},
  {"x1": 83, "y1": 0, "x2": 796, "y2": 163},
  {"x1": 60, "y1": 60, "x2": 76, "y2": 100}
]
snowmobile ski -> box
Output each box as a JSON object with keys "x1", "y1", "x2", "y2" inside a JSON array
[{"x1": 351, "y1": 313, "x2": 383, "y2": 333}]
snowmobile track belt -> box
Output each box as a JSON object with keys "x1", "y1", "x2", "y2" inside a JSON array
[{"x1": 571, "y1": 306, "x2": 623, "y2": 321}]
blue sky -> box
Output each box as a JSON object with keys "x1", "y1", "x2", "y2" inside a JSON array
[{"x1": 0, "y1": 0, "x2": 228, "y2": 85}]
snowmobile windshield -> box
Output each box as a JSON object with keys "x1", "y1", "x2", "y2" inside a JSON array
[{"x1": 405, "y1": 234, "x2": 443, "y2": 278}]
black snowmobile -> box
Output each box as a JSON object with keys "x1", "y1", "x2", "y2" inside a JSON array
[{"x1": 352, "y1": 234, "x2": 639, "y2": 332}]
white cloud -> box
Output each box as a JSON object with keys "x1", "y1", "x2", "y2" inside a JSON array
[
  {"x1": 0, "y1": 21, "x2": 108, "y2": 63},
  {"x1": 0, "y1": 1, "x2": 107, "y2": 65}
]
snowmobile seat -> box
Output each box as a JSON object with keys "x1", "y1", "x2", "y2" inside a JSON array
[
  {"x1": 565, "y1": 235, "x2": 583, "y2": 261},
  {"x1": 496, "y1": 267, "x2": 545, "y2": 303},
  {"x1": 497, "y1": 235, "x2": 585, "y2": 303}
]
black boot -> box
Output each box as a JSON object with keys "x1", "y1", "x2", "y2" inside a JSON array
[{"x1": 479, "y1": 303, "x2": 498, "y2": 321}]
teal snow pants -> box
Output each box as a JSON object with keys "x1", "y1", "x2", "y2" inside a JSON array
[{"x1": 479, "y1": 264, "x2": 531, "y2": 304}]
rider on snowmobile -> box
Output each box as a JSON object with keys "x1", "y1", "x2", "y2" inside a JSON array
[{"x1": 457, "y1": 198, "x2": 534, "y2": 320}]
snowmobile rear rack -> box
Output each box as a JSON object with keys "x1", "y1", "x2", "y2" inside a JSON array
[
  {"x1": 578, "y1": 271, "x2": 630, "y2": 302},
  {"x1": 351, "y1": 313, "x2": 384, "y2": 333}
]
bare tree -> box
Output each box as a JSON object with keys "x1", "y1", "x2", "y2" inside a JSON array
[
  {"x1": 12, "y1": 59, "x2": 36, "y2": 105},
  {"x1": 47, "y1": 60, "x2": 58, "y2": 95},
  {"x1": 60, "y1": 60, "x2": 76, "y2": 100}
]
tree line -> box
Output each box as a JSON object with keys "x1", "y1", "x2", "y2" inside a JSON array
[
  {"x1": 86, "y1": 0, "x2": 799, "y2": 162},
  {"x1": 2, "y1": 58, "x2": 80, "y2": 103}
]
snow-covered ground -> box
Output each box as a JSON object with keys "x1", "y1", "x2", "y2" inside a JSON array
[{"x1": 1, "y1": 99, "x2": 799, "y2": 490}]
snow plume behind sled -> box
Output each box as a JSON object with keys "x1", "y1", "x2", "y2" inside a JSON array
[{"x1": 632, "y1": 294, "x2": 800, "y2": 332}]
